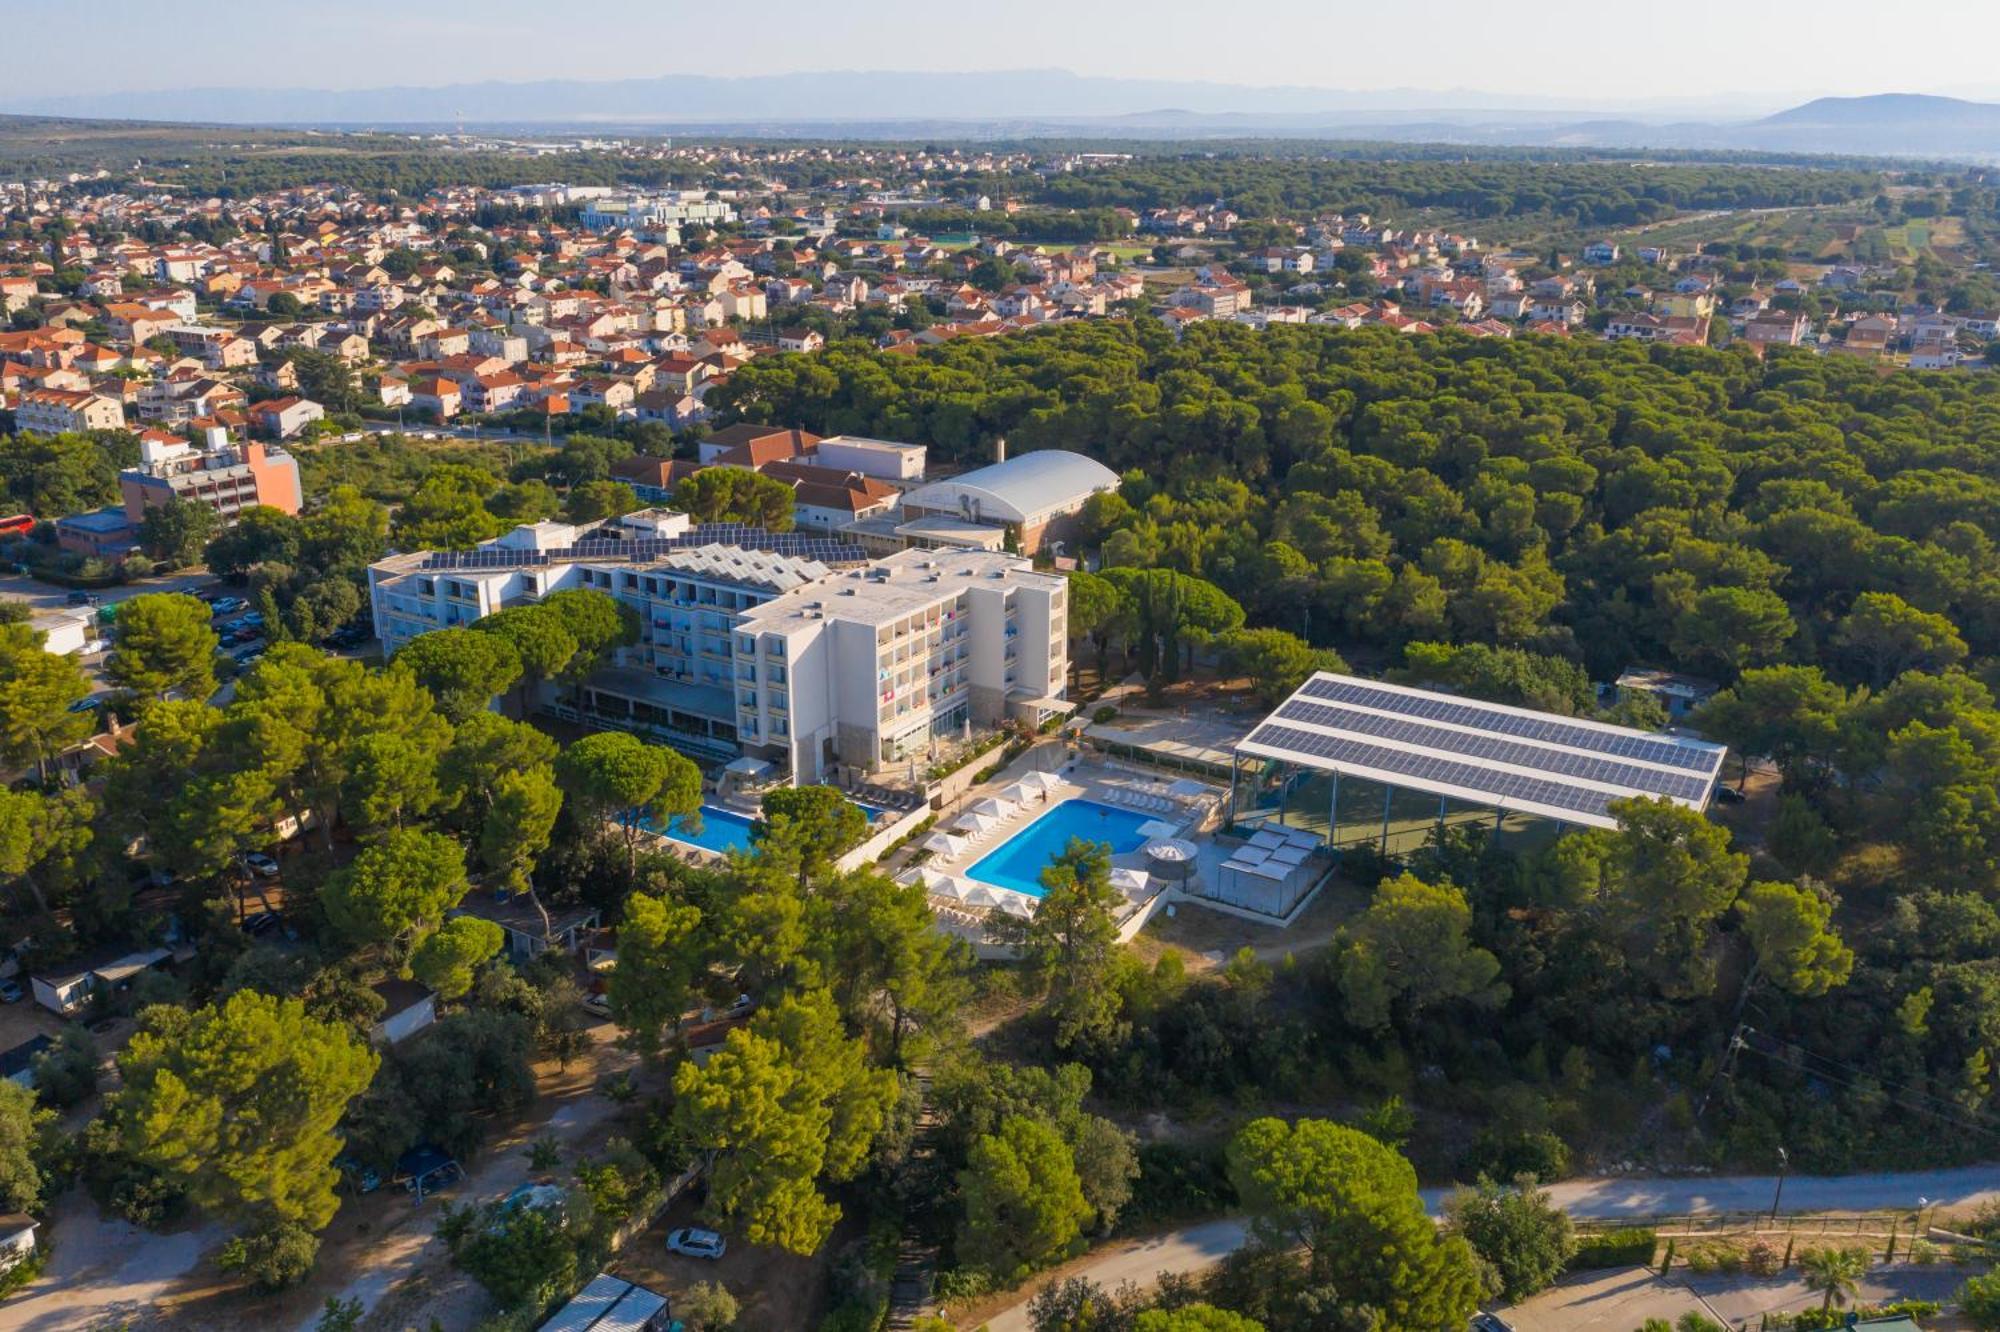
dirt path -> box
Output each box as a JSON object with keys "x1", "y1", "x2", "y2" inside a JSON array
[
  {"x1": 0, "y1": 1193, "x2": 226, "y2": 1332},
  {"x1": 300, "y1": 1030, "x2": 640, "y2": 1332},
  {"x1": 0, "y1": 1024, "x2": 641, "y2": 1332}
]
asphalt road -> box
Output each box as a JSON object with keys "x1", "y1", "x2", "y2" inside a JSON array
[
  {"x1": 0, "y1": 570, "x2": 215, "y2": 614},
  {"x1": 978, "y1": 1165, "x2": 2000, "y2": 1332}
]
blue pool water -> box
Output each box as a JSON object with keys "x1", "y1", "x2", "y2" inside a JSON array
[
  {"x1": 649, "y1": 800, "x2": 894, "y2": 856},
  {"x1": 965, "y1": 799, "x2": 1157, "y2": 897},
  {"x1": 653, "y1": 805, "x2": 758, "y2": 856}
]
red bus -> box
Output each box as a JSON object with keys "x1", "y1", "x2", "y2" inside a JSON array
[{"x1": 0, "y1": 515, "x2": 34, "y2": 539}]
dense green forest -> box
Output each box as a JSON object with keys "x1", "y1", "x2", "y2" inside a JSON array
[
  {"x1": 713, "y1": 318, "x2": 2000, "y2": 1177},
  {"x1": 715, "y1": 320, "x2": 2000, "y2": 681},
  {"x1": 1031, "y1": 159, "x2": 1883, "y2": 224}
]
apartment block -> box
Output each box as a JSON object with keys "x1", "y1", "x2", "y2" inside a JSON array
[
  {"x1": 14, "y1": 388, "x2": 124, "y2": 434},
  {"x1": 367, "y1": 517, "x2": 1070, "y2": 777},
  {"x1": 119, "y1": 430, "x2": 303, "y2": 524},
  {"x1": 734, "y1": 548, "x2": 1069, "y2": 782}
]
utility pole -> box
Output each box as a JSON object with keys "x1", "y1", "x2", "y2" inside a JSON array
[{"x1": 1768, "y1": 1146, "x2": 1788, "y2": 1223}]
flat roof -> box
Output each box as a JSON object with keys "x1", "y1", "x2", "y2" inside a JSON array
[
  {"x1": 1236, "y1": 672, "x2": 1728, "y2": 829},
  {"x1": 738, "y1": 547, "x2": 1060, "y2": 632}
]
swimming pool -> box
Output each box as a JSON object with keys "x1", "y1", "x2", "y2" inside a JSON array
[
  {"x1": 652, "y1": 805, "x2": 758, "y2": 856},
  {"x1": 649, "y1": 799, "x2": 896, "y2": 856},
  {"x1": 964, "y1": 799, "x2": 1158, "y2": 897}
]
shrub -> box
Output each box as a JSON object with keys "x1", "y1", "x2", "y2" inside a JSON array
[
  {"x1": 1462, "y1": 1128, "x2": 1570, "y2": 1184},
  {"x1": 1121, "y1": 1141, "x2": 1236, "y2": 1231},
  {"x1": 1908, "y1": 1237, "x2": 1940, "y2": 1265},
  {"x1": 1091, "y1": 705, "x2": 1118, "y2": 724},
  {"x1": 679, "y1": 1280, "x2": 741, "y2": 1331},
  {"x1": 1744, "y1": 1238, "x2": 1781, "y2": 1276},
  {"x1": 217, "y1": 1220, "x2": 319, "y2": 1291},
  {"x1": 1570, "y1": 1227, "x2": 1657, "y2": 1270}
]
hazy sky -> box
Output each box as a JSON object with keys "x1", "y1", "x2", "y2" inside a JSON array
[{"x1": 13, "y1": 0, "x2": 2000, "y2": 104}]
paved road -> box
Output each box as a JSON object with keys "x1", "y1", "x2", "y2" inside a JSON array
[
  {"x1": 0, "y1": 570, "x2": 214, "y2": 615},
  {"x1": 977, "y1": 1166, "x2": 2000, "y2": 1332}
]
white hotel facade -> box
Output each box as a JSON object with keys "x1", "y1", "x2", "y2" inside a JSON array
[{"x1": 368, "y1": 511, "x2": 1069, "y2": 781}]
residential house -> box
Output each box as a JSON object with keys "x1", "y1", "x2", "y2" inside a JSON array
[
  {"x1": 247, "y1": 396, "x2": 326, "y2": 439},
  {"x1": 30, "y1": 945, "x2": 172, "y2": 1016},
  {"x1": 1741, "y1": 310, "x2": 1812, "y2": 349},
  {"x1": 370, "y1": 980, "x2": 437, "y2": 1046},
  {"x1": 1527, "y1": 298, "x2": 1587, "y2": 327}
]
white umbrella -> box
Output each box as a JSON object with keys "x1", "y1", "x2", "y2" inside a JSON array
[
  {"x1": 961, "y1": 883, "x2": 1004, "y2": 909},
  {"x1": 968, "y1": 796, "x2": 1019, "y2": 820},
  {"x1": 921, "y1": 830, "x2": 970, "y2": 857},
  {"x1": 954, "y1": 811, "x2": 1000, "y2": 837},
  {"x1": 1000, "y1": 780, "x2": 1039, "y2": 805},
  {"x1": 1109, "y1": 866, "x2": 1152, "y2": 897},
  {"x1": 992, "y1": 889, "x2": 1039, "y2": 917},
  {"x1": 914, "y1": 865, "x2": 960, "y2": 893}
]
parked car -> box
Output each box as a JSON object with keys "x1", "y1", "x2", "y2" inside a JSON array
[
  {"x1": 0, "y1": 978, "x2": 23, "y2": 1004},
  {"x1": 243, "y1": 852, "x2": 281, "y2": 878},
  {"x1": 230, "y1": 628, "x2": 263, "y2": 644},
  {"x1": 232, "y1": 644, "x2": 265, "y2": 664},
  {"x1": 1471, "y1": 1316, "x2": 1515, "y2": 1332},
  {"x1": 1714, "y1": 785, "x2": 1747, "y2": 805},
  {"x1": 65, "y1": 591, "x2": 100, "y2": 607},
  {"x1": 211, "y1": 597, "x2": 247, "y2": 615},
  {"x1": 665, "y1": 1227, "x2": 727, "y2": 1260},
  {"x1": 67, "y1": 695, "x2": 102, "y2": 714}
]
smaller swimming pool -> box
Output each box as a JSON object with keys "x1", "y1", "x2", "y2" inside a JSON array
[
  {"x1": 649, "y1": 798, "x2": 896, "y2": 856},
  {"x1": 964, "y1": 799, "x2": 1159, "y2": 898},
  {"x1": 652, "y1": 805, "x2": 757, "y2": 856}
]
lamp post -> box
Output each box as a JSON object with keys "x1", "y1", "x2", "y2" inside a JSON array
[{"x1": 1768, "y1": 1146, "x2": 1789, "y2": 1223}]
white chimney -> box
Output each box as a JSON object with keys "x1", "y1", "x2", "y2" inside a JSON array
[{"x1": 994, "y1": 435, "x2": 1007, "y2": 464}]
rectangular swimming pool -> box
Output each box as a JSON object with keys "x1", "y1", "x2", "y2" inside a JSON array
[
  {"x1": 652, "y1": 805, "x2": 758, "y2": 856},
  {"x1": 964, "y1": 799, "x2": 1158, "y2": 897},
  {"x1": 648, "y1": 799, "x2": 896, "y2": 857}
]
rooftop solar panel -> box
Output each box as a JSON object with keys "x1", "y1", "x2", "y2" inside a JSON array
[
  {"x1": 1273, "y1": 699, "x2": 1712, "y2": 802},
  {"x1": 1243, "y1": 722, "x2": 1627, "y2": 820},
  {"x1": 1296, "y1": 676, "x2": 1722, "y2": 774},
  {"x1": 417, "y1": 525, "x2": 867, "y2": 572}
]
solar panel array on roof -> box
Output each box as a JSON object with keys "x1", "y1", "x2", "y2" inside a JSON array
[
  {"x1": 1236, "y1": 672, "x2": 1729, "y2": 828},
  {"x1": 1296, "y1": 675, "x2": 1721, "y2": 774},
  {"x1": 1245, "y1": 722, "x2": 1628, "y2": 821},
  {"x1": 1273, "y1": 699, "x2": 1713, "y2": 802},
  {"x1": 419, "y1": 525, "x2": 866, "y2": 572}
]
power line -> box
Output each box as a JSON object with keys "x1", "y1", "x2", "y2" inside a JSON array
[{"x1": 1729, "y1": 1022, "x2": 2000, "y2": 1146}]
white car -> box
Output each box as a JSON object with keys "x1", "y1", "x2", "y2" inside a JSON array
[
  {"x1": 244, "y1": 853, "x2": 281, "y2": 878},
  {"x1": 665, "y1": 1227, "x2": 726, "y2": 1260}
]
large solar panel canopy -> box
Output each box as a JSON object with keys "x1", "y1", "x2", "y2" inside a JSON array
[{"x1": 1236, "y1": 672, "x2": 1729, "y2": 829}]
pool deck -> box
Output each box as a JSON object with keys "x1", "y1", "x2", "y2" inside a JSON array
[{"x1": 912, "y1": 744, "x2": 1224, "y2": 938}]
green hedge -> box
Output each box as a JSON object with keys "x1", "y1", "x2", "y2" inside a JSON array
[
  {"x1": 1569, "y1": 1227, "x2": 1656, "y2": 1270},
  {"x1": 1776, "y1": 1301, "x2": 1939, "y2": 1330}
]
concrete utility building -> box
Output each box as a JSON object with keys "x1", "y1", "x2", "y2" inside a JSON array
[
  {"x1": 895, "y1": 448, "x2": 1119, "y2": 555},
  {"x1": 1230, "y1": 671, "x2": 1728, "y2": 868}
]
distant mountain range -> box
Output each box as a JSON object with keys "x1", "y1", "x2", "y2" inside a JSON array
[{"x1": 4, "y1": 73, "x2": 2000, "y2": 158}]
